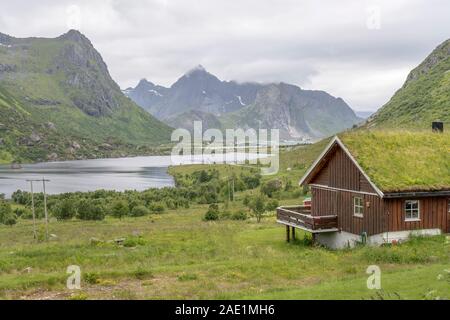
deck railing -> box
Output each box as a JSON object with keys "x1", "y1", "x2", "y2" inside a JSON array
[{"x1": 276, "y1": 205, "x2": 338, "y2": 233}]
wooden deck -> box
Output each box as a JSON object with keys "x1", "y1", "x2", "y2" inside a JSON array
[{"x1": 276, "y1": 205, "x2": 338, "y2": 233}]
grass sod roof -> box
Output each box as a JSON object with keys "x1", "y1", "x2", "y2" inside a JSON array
[{"x1": 338, "y1": 130, "x2": 450, "y2": 193}]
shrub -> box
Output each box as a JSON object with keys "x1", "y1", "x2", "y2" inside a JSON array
[
  {"x1": 13, "y1": 207, "x2": 31, "y2": 218},
  {"x1": 284, "y1": 180, "x2": 293, "y2": 191},
  {"x1": 149, "y1": 202, "x2": 165, "y2": 214},
  {"x1": 84, "y1": 272, "x2": 100, "y2": 284},
  {"x1": 203, "y1": 204, "x2": 219, "y2": 221},
  {"x1": 165, "y1": 198, "x2": 177, "y2": 210},
  {"x1": 266, "y1": 199, "x2": 279, "y2": 211},
  {"x1": 219, "y1": 210, "x2": 232, "y2": 220},
  {"x1": 76, "y1": 200, "x2": 105, "y2": 221},
  {"x1": 0, "y1": 200, "x2": 12, "y2": 224},
  {"x1": 127, "y1": 199, "x2": 144, "y2": 211},
  {"x1": 110, "y1": 200, "x2": 129, "y2": 219},
  {"x1": 240, "y1": 172, "x2": 261, "y2": 189},
  {"x1": 231, "y1": 210, "x2": 247, "y2": 221},
  {"x1": 247, "y1": 195, "x2": 268, "y2": 223},
  {"x1": 261, "y1": 179, "x2": 283, "y2": 197},
  {"x1": 11, "y1": 190, "x2": 30, "y2": 205},
  {"x1": 52, "y1": 199, "x2": 76, "y2": 220},
  {"x1": 123, "y1": 236, "x2": 147, "y2": 247},
  {"x1": 192, "y1": 170, "x2": 213, "y2": 183},
  {"x1": 3, "y1": 213, "x2": 17, "y2": 226},
  {"x1": 129, "y1": 205, "x2": 150, "y2": 217},
  {"x1": 19, "y1": 208, "x2": 34, "y2": 220}
]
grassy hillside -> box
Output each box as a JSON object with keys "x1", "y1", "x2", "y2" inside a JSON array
[
  {"x1": 367, "y1": 39, "x2": 450, "y2": 129},
  {"x1": 0, "y1": 204, "x2": 448, "y2": 299},
  {"x1": 0, "y1": 30, "x2": 172, "y2": 163}
]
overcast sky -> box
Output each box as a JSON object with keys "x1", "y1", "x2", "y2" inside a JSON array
[{"x1": 1, "y1": 0, "x2": 449, "y2": 111}]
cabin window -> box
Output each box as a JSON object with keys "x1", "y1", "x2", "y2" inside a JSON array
[
  {"x1": 405, "y1": 200, "x2": 420, "y2": 220},
  {"x1": 353, "y1": 197, "x2": 364, "y2": 217}
]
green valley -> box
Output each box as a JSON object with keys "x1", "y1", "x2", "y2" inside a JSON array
[{"x1": 0, "y1": 30, "x2": 172, "y2": 164}]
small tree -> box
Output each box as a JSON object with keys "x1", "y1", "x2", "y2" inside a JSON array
[
  {"x1": 242, "y1": 195, "x2": 250, "y2": 206},
  {"x1": 0, "y1": 200, "x2": 12, "y2": 224},
  {"x1": 130, "y1": 205, "x2": 150, "y2": 217},
  {"x1": 111, "y1": 200, "x2": 129, "y2": 219},
  {"x1": 248, "y1": 195, "x2": 267, "y2": 223},
  {"x1": 3, "y1": 213, "x2": 17, "y2": 226},
  {"x1": 203, "y1": 203, "x2": 219, "y2": 221},
  {"x1": 266, "y1": 199, "x2": 279, "y2": 211},
  {"x1": 149, "y1": 202, "x2": 165, "y2": 214},
  {"x1": 53, "y1": 199, "x2": 76, "y2": 220},
  {"x1": 76, "y1": 199, "x2": 105, "y2": 221},
  {"x1": 261, "y1": 179, "x2": 283, "y2": 198}
]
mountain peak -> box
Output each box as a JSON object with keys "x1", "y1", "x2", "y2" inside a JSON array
[
  {"x1": 185, "y1": 64, "x2": 209, "y2": 76},
  {"x1": 136, "y1": 78, "x2": 156, "y2": 89},
  {"x1": 58, "y1": 29, "x2": 91, "y2": 45},
  {"x1": 405, "y1": 38, "x2": 450, "y2": 84},
  {"x1": 138, "y1": 78, "x2": 154, "y2": 85},
  {"x1": 366, "y1": 38, "x2": 450, "y2": 128}
]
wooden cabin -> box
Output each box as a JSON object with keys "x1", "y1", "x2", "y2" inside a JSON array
[{"x1": 277, "y1": 130, "x2": 450, "y2": 249}]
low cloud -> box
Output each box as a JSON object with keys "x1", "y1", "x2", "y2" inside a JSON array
[{"x1": 1, "y1": 0, "x2": 449, "y2": 111}]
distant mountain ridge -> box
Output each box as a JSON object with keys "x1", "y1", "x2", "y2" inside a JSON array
[
  {"x1": 126, "y1": 65, "x2": 261, "y2": 119},
  {"x1": 0, "y1": 30, "x2": 171, "y2": 163},
  {"x1": 124, "y1": 65, "x2": 361, "y2": 140},
  {"x1": 366, "y1": 38, "x2": 450, "y2": 128}
]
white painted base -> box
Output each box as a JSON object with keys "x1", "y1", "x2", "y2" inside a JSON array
[
  {"x1": 316, "y1": 231, "x2": 361, "y2": 249},
  {"x1": 316, "y1": 229, "x2": 442, "y2": 249},
  {"x1": 368, "y1": 229, "x2": 442, "y2": 246}
]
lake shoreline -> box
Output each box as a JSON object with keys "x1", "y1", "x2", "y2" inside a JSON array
[{"x1": 0, "y1": 153, "x2": 267, "y2": 198}]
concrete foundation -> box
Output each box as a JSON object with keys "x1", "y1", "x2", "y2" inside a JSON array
[{"x1": 316, "y1": 228, "x2": 442, "y2": 249}]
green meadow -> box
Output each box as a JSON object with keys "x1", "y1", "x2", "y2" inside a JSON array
[{"x1": 0, "y1": 199, "x2": 448, "y2": 300}]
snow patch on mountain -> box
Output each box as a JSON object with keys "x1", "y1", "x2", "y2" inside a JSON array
[
  {"x1": 236, "y1": 95, "x2": 246, "y2": 106},
  {"x1": 148, "y1": 89, "x2": 163, "y2": 97}
]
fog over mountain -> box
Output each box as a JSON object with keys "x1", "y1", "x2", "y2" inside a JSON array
[
  {"x1": 124, "y1": 66, "x2": 361, "y2": 140},
  {"x1": 2, "y1": 1, "x2": 450, "y2": 112}
]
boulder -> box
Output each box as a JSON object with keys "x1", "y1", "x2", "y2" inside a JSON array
[
  {"x1": 30, "y1": 132, "x2": 41, "y2": 143},
  {"x1": 46, "y1": 122, "x2": 57, "y2": 131},
  {"x1": 71, "y1": 141, "x2": 81, "y2": 149},
  {"x1": 100, "y1": 143, "x2": 113, "y2": 150},
  {"x1": 47, "y1": 153, "x2": 58, "y2": 161}
]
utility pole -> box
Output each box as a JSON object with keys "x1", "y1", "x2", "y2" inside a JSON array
[
  {"x1": 27, "y1": 180, "x2": 37, "y2": 240},
  {"x1": 26, "y1": 178, "x2": 50, "y2": 241},
  {"x1": 228, "y1": 179, "x2": 231, "y2": 202},
  {"x1": 232, "y1": 177, "x2": 235, "y2": 202},
  {"x1": 42, "y1": 178, "x2": 49, "y2": 240}
]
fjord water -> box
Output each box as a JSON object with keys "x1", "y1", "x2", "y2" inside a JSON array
[{"x1": 0, "y1": 153, "x2": 265, "y2": 198}]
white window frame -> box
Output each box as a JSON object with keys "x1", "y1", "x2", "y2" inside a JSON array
[
  {"x1": 405, "y1": 200, "x2": 420, "y2": 221},
  {"x1": 353, "y1": 197, "x2": 364, "y2": 218}
]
